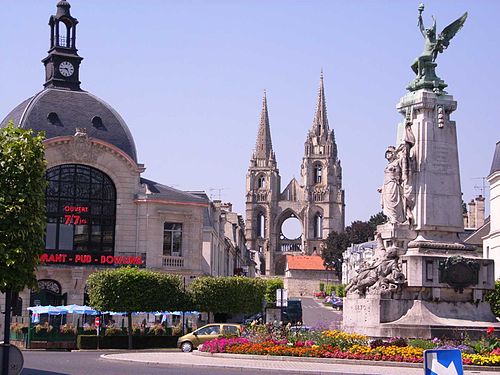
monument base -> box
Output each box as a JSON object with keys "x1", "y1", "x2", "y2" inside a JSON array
[{"x1": 343, "y1": 297, "x2": 500, "y2": 340}]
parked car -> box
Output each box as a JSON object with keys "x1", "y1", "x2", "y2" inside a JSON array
[
  {"x1": 243, "y1": 312, "x2": 263, "y2": 325},
  {"x1": 177, "y1": 323, "x2": 242, "y2": 352}
]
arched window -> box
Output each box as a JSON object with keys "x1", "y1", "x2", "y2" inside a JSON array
[
  {"x1": 314, "y1": 164, "x2": 322, "y2": 184},
  {"x1": 257, "y1": 175, "x2": 266, "y2": 189},
  {"x1": 257, "y1": 213, "x2": 266, "y2": 238},
  {"x1": 45, "y1": 164, "x2": 116, "y2": 255},
  {"x1": 313, "y1": 214, "x2": 323, "y2": 238}
]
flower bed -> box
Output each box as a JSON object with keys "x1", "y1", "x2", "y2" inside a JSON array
[{"x1": 199, "y1": 325, "x2": 500, "y2": 367}]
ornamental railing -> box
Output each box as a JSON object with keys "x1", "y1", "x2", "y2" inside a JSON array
[{"x1": 162, "y1": 256, "x2": 184, "y2": 268}]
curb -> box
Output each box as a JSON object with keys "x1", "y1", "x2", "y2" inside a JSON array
[{"x1": 193, "y1": 350, "x2": 500, "y2": 372}]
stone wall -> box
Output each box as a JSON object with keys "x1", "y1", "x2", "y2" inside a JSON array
[{"x1": 284, "y1": 269, "x2": 338, "y2": 297}]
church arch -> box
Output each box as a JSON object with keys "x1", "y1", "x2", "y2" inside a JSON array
[{"x1": 276, "y1": 209, "x2": 303, "y2": 253}]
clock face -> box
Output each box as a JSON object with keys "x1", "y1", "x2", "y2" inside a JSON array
[{"x1": 59, "y1": 61, "x2": 74, "y2": 77}]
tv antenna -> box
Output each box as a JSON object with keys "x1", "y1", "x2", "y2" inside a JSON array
[
  {"x1": 209, "y1": 187, "x2": 224, "y2": 200},
  {"x1": 471, "y1": 177, "x2": 487, "y2": 196}
]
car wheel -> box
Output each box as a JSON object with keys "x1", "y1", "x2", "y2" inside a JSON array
[{"x1": 180, "y1": 341, "x2": 193, "y2": 352}]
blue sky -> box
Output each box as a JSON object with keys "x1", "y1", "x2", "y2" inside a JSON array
[{"x1": 1, "y1": 0, "x2": 498, "y2": 225}]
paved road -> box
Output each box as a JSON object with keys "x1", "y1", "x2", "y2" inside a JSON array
[
  {"x1": 301, "y1": 296, "x2": 342, "y2": 329},
  {"x1": 20, "y1": 350, "x2": 287, "y2": 375},
  {"x1": 19, "y1": 349, "x2": 495, "y2": 375}
]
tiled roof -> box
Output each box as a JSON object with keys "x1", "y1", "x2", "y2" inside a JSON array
[
  {"x1": 140, "y1": 178, "x2": 208, "y2": 205},
  {"x1": 286, "y1": 255, "x2": 327, "y2": 271}
]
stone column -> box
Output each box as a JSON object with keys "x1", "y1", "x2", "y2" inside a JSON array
[{"x1": 397, "y1": 90, "x2": 464, "y2": 242}]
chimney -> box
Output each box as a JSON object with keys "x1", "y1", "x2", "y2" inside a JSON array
[
  {"x1": 467, "y1": 200, "x2": 476, "y2": 228},
  {"x1": 475, "y1": 195, "x2": 485, "y2": 228}
]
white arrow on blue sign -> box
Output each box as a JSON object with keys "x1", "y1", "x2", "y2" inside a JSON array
[{"x1": 424, "y1": 349, "x2": 463, "y2": 375}]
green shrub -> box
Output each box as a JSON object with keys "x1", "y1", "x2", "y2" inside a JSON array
[
  {"x1": 104, "y1": 327, "x2": 125, "y2": 336},
  {"x1": 485, "y1": 280, "x2": 500, "y2": 318},
  {"x1": 408, "y1": 338, "x2": 438, "y2": 350},
  {"x1": 319, "y1": 282, "x2": 325, "y2": 292}
]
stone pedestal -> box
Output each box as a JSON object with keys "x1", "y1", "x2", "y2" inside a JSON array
[
  {"x1": 397, "y1": 90, "x2": 464, "y2": 240},
  {"x1": 343, "y1": 88, "x2": 498, "y2": 339}
]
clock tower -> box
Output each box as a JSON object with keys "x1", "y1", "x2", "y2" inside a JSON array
[{"x1": 42, "y1": 0, "x2": 83, "y2": 91}]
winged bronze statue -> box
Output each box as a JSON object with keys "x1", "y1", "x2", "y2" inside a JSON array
[{"x1": 411, "y1": 4, "x2": 468, "y2": 78}]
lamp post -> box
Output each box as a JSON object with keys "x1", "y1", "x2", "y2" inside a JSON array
[
  {"x1": 182, "y1": 277, "x2": 186, "y2": 336},
  {"x1": 1, "y1": 289, "x2": 12, "y2": 375}
]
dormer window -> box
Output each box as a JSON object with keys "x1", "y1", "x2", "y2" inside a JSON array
[
  {"x1": 47, "y1": 112, "x2": 61, "y2": 126},
  {"x1": 92, "y1": 116, "x2": 104, "y2": 129}
]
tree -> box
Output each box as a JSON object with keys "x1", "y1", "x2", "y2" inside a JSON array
[
  {"x1": 368, "y1": 211, "x2": 388, "y2": 232},
  {"x1": 0, "y1": 122, "x2": 46, "y2": 375},
  {"x1": 322, "y1": 231, "x2": 351, "y2": 279},
  {"x1": 264, "y1": 278, "x2": 284, "y2": 307},
  {"x1": 87, "y1": 267, "x2": 185, "y2": 349},
  {"x1": 0, "y1": 122, "x2": 47, "y2": 292},
  {"x1": 188, "y1": 276, "x2": 266, "y2": 318},
  {"x1": 347, "y1": 221, "x2": 374, "y2": 244},
  {"x1": 321, "y1": 211, "x2": 387, "y2": 281}
]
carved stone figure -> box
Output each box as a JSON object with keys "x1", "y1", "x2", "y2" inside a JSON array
[
  {"x1": 346, "y1": 234, "x2": 406, "y2": 295},
  {"x1": 379, "y1": 146, "x2": 405, "y2": 224},
  {"x1": 345, "y1": 248, "x2": 405, "y2": 295}
]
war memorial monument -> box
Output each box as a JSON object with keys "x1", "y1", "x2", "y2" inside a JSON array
[{"x1": 343, "y1": 5, "x2": 499, "y2": 339}]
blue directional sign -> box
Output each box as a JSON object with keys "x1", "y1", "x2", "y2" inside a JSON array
[{"x1": 424, "y1": 349, "x2": 463, "y2": 375}]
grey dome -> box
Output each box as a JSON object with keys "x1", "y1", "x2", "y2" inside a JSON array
[{"x1": 1, "y1": 88, "x2": 137, "y2": 161}]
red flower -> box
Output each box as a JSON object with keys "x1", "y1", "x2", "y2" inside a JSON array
[{"x1": 486, "y1": 326, "x2": 494, "y2": 336}]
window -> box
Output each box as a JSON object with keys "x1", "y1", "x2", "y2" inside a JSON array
[
  {"x1": 257, "y1": 175, "x2": 266, "y2": 189},
  {"x1": 257, "y1": 213, "x2": 265, "y2": 238},
  {"x1": 313, "y1": 214, "x2": 323, "y2": 238},
  {"x1": 314, "y1": 164, "x2": 322, "y2": 183},
  {"x1": 223, "y1": 325, "x2": 239, "y2": 335},
  {"x1": 196, "y1": 325, "x2": 220, "y2": 336},
  {"x1": 45, "y1": 164, "x2": 116, "y2": 254},
  {"x1": 163, "y1": 223, "x2": 183, "y2": 256},
  {"x1": 92, "y1": 116, "x2": 104, "y2": 129}
]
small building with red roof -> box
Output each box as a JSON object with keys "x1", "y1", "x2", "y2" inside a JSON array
[{"x1": 284, "y1": 255, "x2": 339, "y2": 297}]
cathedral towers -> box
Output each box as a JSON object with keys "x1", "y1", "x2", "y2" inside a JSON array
[{"x1": 245, "y1": 74, "x2": 345, "y2": 276}]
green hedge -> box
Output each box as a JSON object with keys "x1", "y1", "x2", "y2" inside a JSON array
[
  {"x1": 77, "y1": 335, "x2": 180, "y2": 349},
  {"x1": 325, "y1": 284, "x2": 346, "y2": 297}
]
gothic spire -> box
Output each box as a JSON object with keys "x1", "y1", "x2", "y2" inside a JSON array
[
  {"x1": 254, "y1": 91, "x2": 275, "y2": 161},
  {"x1": 312, "y1": 71, "x2": 330, "y2": 137}
]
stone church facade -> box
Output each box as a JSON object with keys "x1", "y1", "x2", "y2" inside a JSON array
[{"x1": 245, "y1": 76, "x2": 345, "y2": 276}]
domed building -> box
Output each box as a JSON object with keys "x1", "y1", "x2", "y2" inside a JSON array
[{"x1": 0, "y1": 1, "x2": 251, "y2": 315}]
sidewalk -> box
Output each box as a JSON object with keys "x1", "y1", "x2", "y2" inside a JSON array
[{"x1": 102, "y1": 351, "x2": 497, "y2": 374}]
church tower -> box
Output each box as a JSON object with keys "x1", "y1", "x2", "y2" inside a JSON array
[
  {"x1": 246, "y1": 74, "x2": 345, "y2": 276},
  {"x1": 301, "y1": 73, "x2": 345, "y2": 252},
  {"x1": 245, "y1": 92, "x2": 280, "y2": 275},
  {"x1": 42, "y1": 0, "x2": 83, "y2": 91}
]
